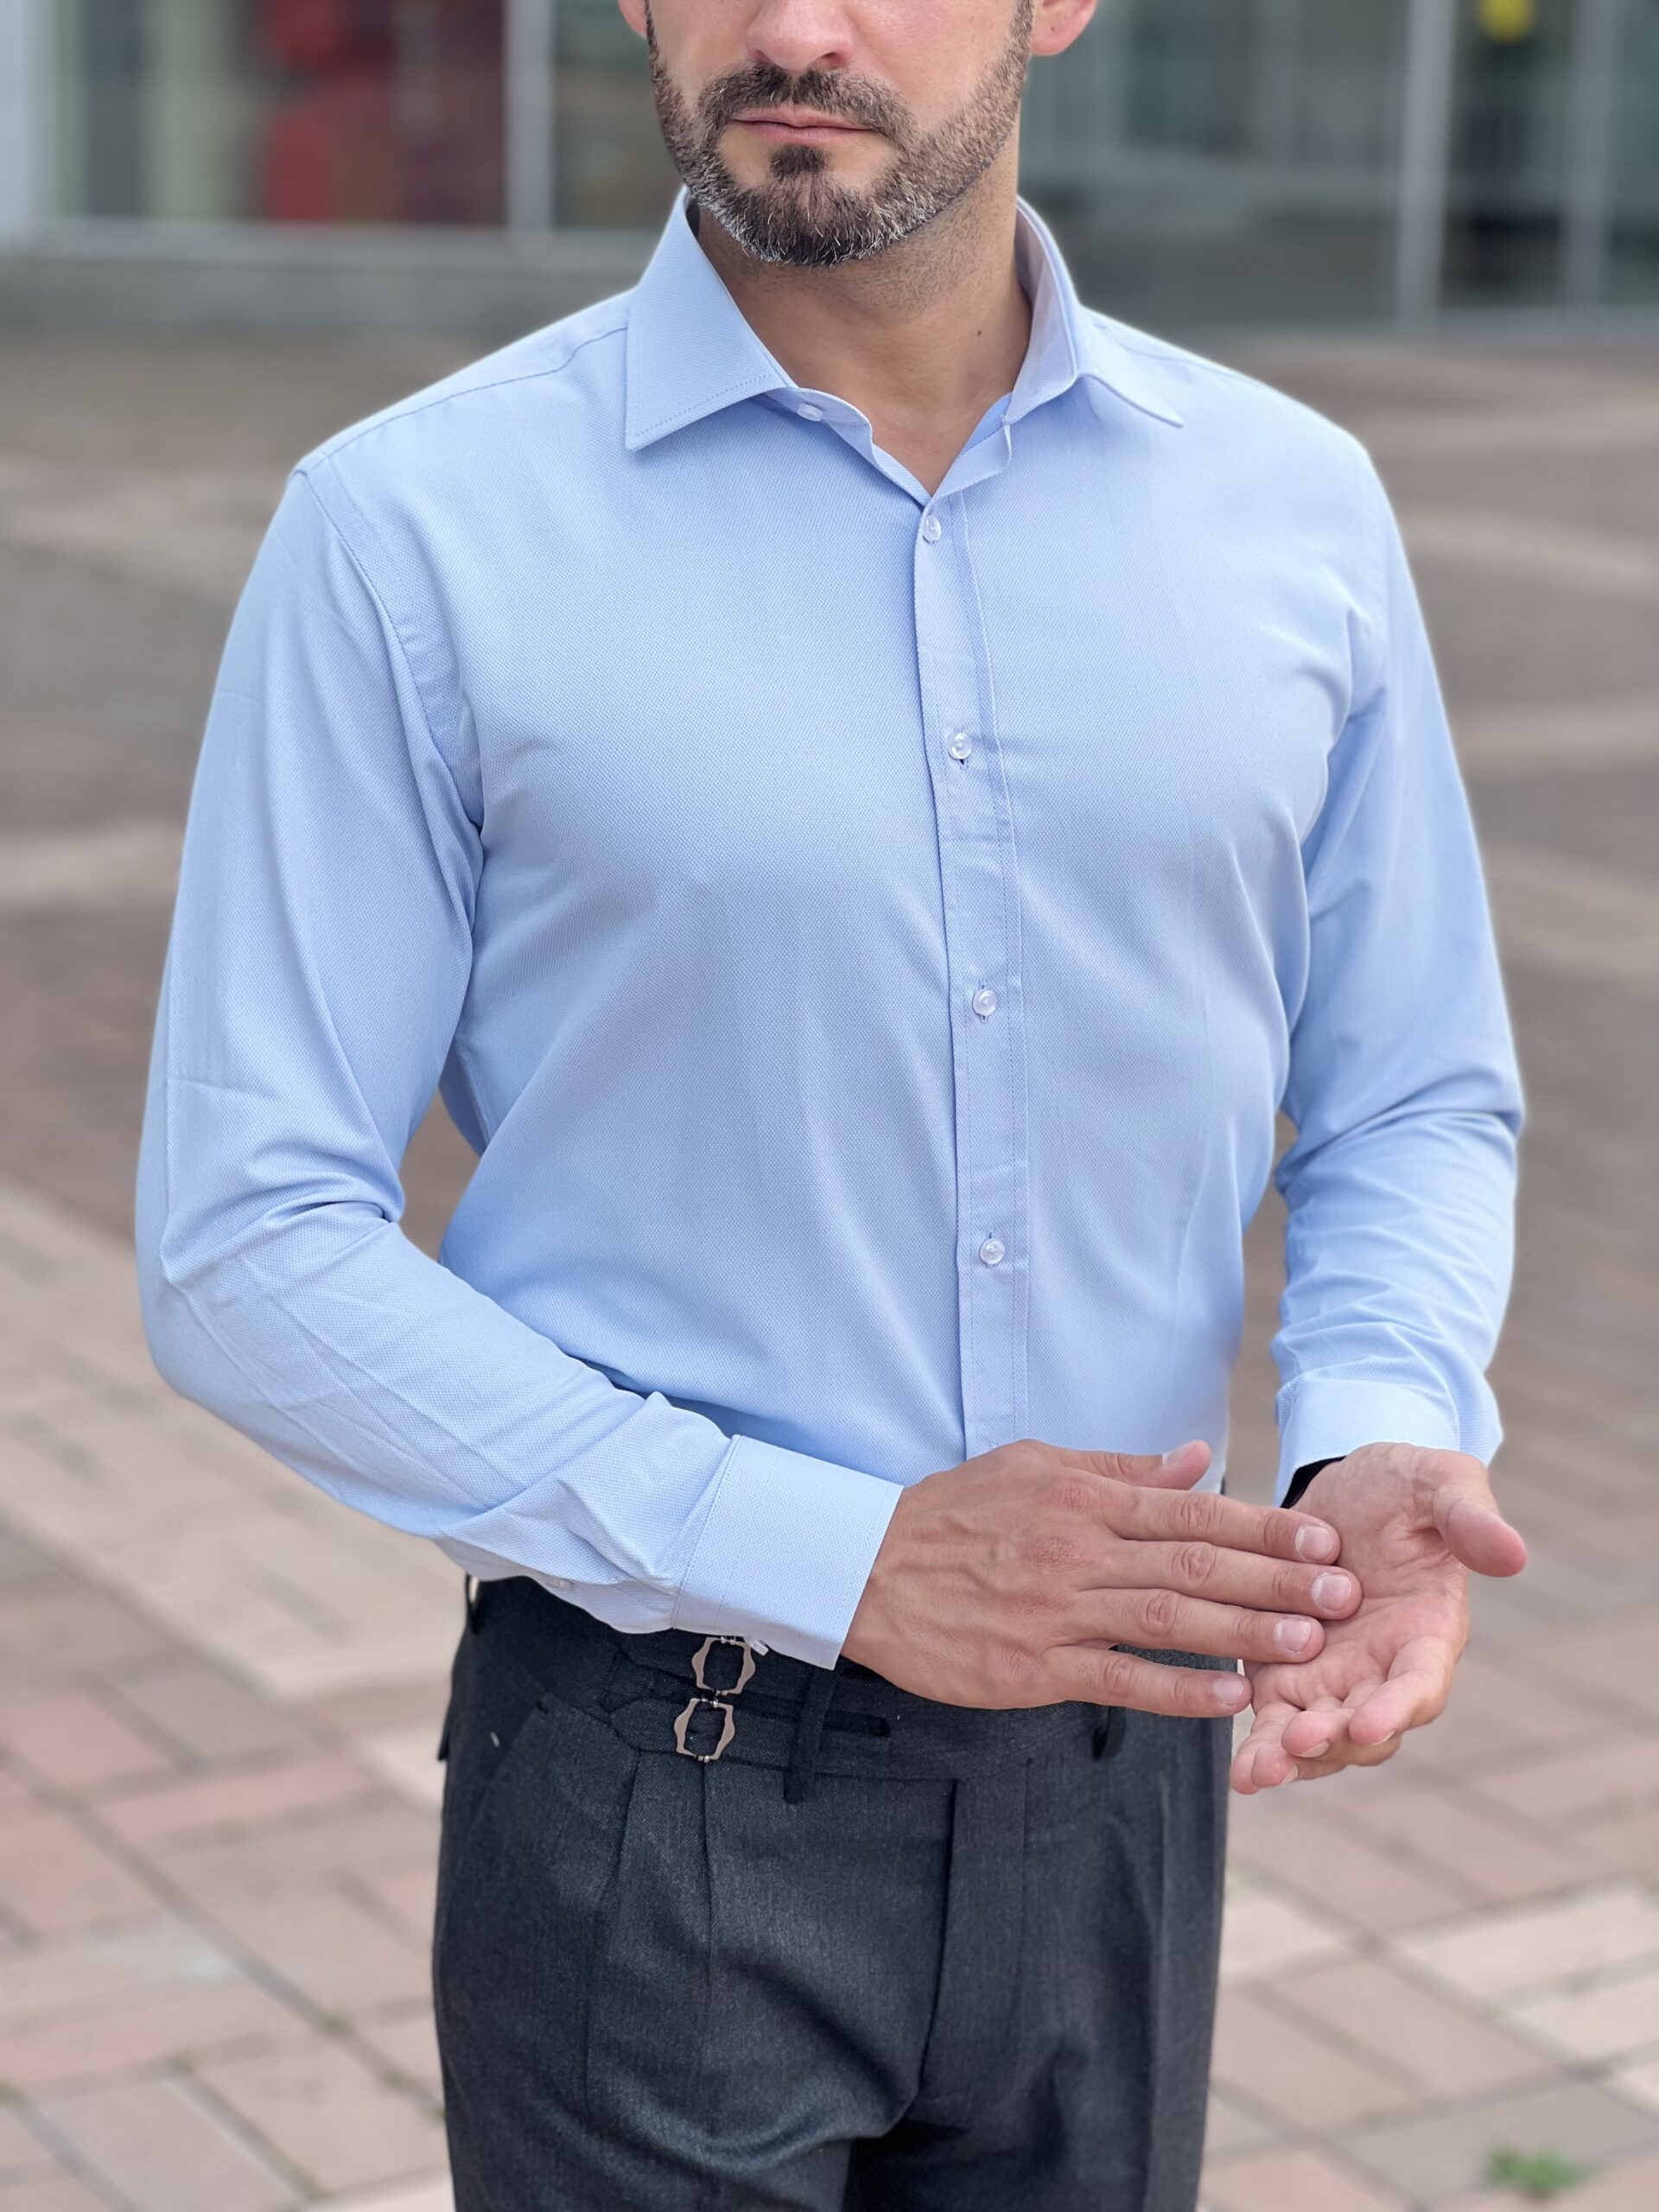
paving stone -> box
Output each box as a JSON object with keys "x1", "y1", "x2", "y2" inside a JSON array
[
  {"x1": 1204, "y1": 2088, "x2": 1283, "y2": 2160},
  {"x1": 0, "y1": 1808, "x2": 160, "y2": 1935},
  {"x1": 0, "y1": 1687, "x2": 175, "y2": 1791},
  {"x1": 1217, "y1": 1872, "x2": 1353, "y2": 1985},
  {"x1": 1575, "y1": 1806, "x2": 1659, "y2": 1881},
  {"x1": 153, "y1": 1804, "x2": 438, "y2": 1902},
  {"x1": 1390, "y1": 1885, "x2": 1659, "y2": 2004},
  {"x1": 0, "y1": 1764, "x2": 43, "y2": 1828},
  {"x1": 1470, "y1": 1732, "x2": 1659, "y2": 1827},
  {"x1": 0, "y1": 1529, "x2": 60, "y2": 1590},
  {"x1": 207, "y1": 1889, "x2": 432, "y2": 2016},
  {"x1": 0, "y1": 2110, "x2": 52, "y2": 2178},
  {"x1": 1510, "y1": 1966, "x2": 1659, "y2": 2062},
  {"x1": 98, "y1": 1751, "x2": 385, "y2": 1851},
  {"x1": 1211, "y1": 1987, "x2": 1420, "y2": 2128},
  {"x1": 38, "y1": 2075, "x2": 298, "y2": 2212},
  {"x1": 111, "y1": 1658, "x2": 314, "y2": 1763},
  {"x1": 0, "y1": 1584, "x2": 168, "y2": 1686},
  {"x1": 1201, "y1": 2145, "x2": 1407, "y2": 2212},
  {"x1": 1230, "y1": 1798, "x2": 1477, "y2": 1936},
  {"x1": 354, "y1": 1726, "x2": 446, "y2": 1810},
  {"x1": 1442, "y1": 2153, "x2": 1659, "y2": 2211},
  {"x1": 1317, "y1": 1773, "x2": 1586, "y2": 1907},
  {"x1": 352, "y1": 1862, "x2": 436, "y2": 1947},
  {"x1": 352, "y1": 2004, "x2": 442, "y2": 2099},
  {"x1": 316, "y1": 2181, "x2": 452, "y2": 2212},
  {"x1": 1268, "y1": 1956, "x2": 1548, "y2": 2096},
  {"x1": 1336, "y1": 2078, "x2": 1659, "y2": 2202},
  {"x1": 0, "y1": 2177, "x2": 111, "y2": 2211},
  {"x1": 0, "y1": 1976, "x2": 310, "y2": 2092},
  {"x1": 196, "y1": 2037, "x2": 448, "y2": 2196},
  {"x1": 0, "y1": 1917, "x2": 239, "y2": 2030}
]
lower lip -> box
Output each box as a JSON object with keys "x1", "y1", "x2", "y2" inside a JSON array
[{"x1": 735, "y1": 119, "x2": 869, "y2": 144}]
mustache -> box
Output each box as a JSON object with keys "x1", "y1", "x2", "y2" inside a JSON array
[{"x1": 706, "y1": 69, "x2": 906, "y2": 141}]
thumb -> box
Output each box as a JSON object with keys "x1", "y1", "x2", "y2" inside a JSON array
[
  {"x1": 1430, "y1": 1455, "x2": 1528, "y2": 1578},
  {"x1": 1103, "y1": 1438, "x2": 1213, "y2": 1491}
]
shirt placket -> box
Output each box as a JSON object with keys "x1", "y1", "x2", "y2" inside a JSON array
[{"x1": 912, "y1": 481, "x2": 1029, "y2": 1461}]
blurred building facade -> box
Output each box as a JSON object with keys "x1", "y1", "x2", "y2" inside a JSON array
[{"x1": 1, "y1": 0, "x2": 1656, "y2": 335}]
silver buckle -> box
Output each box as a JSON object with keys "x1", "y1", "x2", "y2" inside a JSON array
[
  {"x1": 673, "y1": 1693, "x2": 737, "y2": 1761},
  {"x1": 690, "y1": 1634, "x2": 757, "y2": 1695}
]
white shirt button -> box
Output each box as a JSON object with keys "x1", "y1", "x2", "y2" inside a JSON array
[
  {"x1": 979, "y1": 1236, "x2": 1005, "y2": 1266},
  {"x1": 921, "y1": 513, "x2": 943, "y2": 542},
  {"x1": 548, "y1": 1576, "x2": 573, "y2": 1589},
  {"x1": 972, "y1": 987, "x2": 998, "y2": 1018},
  {"x1": 947, "y1": 732, "x2": 973, "y2": 761},
  {"x1": 798, "y1": 403, "x2": 823, "y2": 421}
]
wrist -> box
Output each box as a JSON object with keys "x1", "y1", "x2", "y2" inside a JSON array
[{"x1": 1282, "y1": 1455, "x2": 1345, "y2": 1513}]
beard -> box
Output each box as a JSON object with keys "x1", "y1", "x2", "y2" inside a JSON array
[{"x1": 644, "y1": 0, "x2": 1034, "y2": 267}]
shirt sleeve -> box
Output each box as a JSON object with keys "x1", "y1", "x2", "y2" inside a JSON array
[
  {"x1": 133, "y1": 463, "x2": 903, "y2": 1669},
  {"x1": 1268, "y1": 458, "x2": 1526, "y2": 1506}
]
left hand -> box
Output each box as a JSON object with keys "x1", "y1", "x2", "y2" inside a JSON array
[{"x1": 1230, "y1": 1443, "x2": 1527, "y2": 1793}]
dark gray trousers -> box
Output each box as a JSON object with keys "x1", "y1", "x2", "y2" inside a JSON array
[{"x1": 432, "y1": 1574, "x2": 1231, "y2": 2211}]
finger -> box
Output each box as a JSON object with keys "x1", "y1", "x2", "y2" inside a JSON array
[
  {"x1": 1280, "y1": 1698, "x2": 1365, "y2": 1763},
  {"x1": 1084, "y1": 1542, "x2": 1360, "y2": 1621},
  {"x1": 1346, "y1": 1642, "x2": 1454, "y2": 1745},
  {"x1": 1230, "y1": 1700, "x2": 1300, "y2": 1793},
  {"x1": 1287, "y1": 1732, "x2": 1404, "y2": 1783},
  {"x1": 1046, "y1": 1644, "x2": 1251, "y2": 1719},
  {"x1": 1433, "y1": 1468, "x2": 1528, "y2": 1579},
  {"x1": 1052, "y1": 1437, "x2": 1212, "y2": 1491},
  {"x1": 1076, "y1": 1590, "x2": 1327, "y2": 1666},
  {"x1": 1109, "y1": 1481, "x2": 1342, "y2": 1567}
]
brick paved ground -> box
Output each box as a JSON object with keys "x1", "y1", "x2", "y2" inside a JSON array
[{"x1": 1, "y1": 325, "x2": 1656, "y2": 2210}]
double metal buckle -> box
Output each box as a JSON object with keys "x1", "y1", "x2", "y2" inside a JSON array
[{"x1": 673, "y1": 1634, "x2": 757, "y2": 1761}]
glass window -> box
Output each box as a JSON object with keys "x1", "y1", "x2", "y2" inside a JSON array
[
  {"x1": 52, "y1": 0, "x2": 505, "y2": 224},
  {"x1": 543, "y1": 0, "x2": 1413, "y2": 327},
  {"x1": 1025, "y1": 0, "x2": 1409, "y2": 327},
  {"x1": 553, "y1": 0, "x2": 677, "y2": 229},
  {"x1": 1441, "y1": 0, "x2": 1577, "y2": 306}
]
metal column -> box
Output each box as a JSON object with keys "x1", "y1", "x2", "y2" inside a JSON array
[
  {"x1": 0, "y1": 0, "x2": 50, "y2": 237},
  {"x1": 505, "y1": 0, "x2": 558, "y2": 232},
  {"x1": 1395, "y1": 0, "x2": 1460, "y2": 325},
  {"x1": 1564, "y1": 0, "x2": 1625, "y2": 308}
]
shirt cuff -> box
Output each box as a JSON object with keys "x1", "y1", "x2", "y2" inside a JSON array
[
  {"x1": 1274, "y1": 1379, "x2": 1467, "y2": 1506},
  {"x1": 671, "y1": 1432, "x2": 907, "y2": 1670}
]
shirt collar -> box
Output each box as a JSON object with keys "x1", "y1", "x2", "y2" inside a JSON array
[{"x1": 623, "y1": 182, "x2": 1184, "y2": 454}]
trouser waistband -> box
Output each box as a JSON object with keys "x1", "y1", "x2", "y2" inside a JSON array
[{"x1": 460, "y1": 1573, "x2": 1129, "y2": 1803}]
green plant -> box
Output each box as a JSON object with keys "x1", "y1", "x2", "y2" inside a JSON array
[{"x1": 1482, "y1": 2144, "x2": 1599, "y2": 2201}]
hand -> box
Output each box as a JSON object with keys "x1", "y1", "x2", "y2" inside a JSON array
[
  {"x1": 841, "y1": 1436, "x2": 1363, "y2": 1719},
  {"x1": 1230, "y1": 1443, "x2": 1528, "y2": 1792}
]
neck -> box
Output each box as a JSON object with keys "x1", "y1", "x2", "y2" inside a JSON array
[{"x1": 687, "y1": 170, "x2": 1032, "y2": 434}]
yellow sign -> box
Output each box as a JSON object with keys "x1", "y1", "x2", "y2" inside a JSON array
[{"x1": 1478, "y1": 0, "x2": 1538, "y2": 40}]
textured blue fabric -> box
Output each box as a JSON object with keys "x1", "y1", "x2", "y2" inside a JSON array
[{"x1": 134, "y1": 184, "x2": 1525, "y2": 1671}]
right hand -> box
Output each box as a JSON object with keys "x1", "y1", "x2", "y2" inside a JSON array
[{"x1": 839, "y1": 1438, "x2": 1360, "y2": 1719}]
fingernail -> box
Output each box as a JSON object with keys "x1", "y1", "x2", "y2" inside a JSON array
[
  {"x1": 1311, "y1": 1571, "x2": 1354, "y2": 1610},
  {"x1": 1294, "y1": 1523, "x2": 1338, "y2": 1561},
  {"x1": 1160, "y1": 1438, "x2": 1203, "y2": 1466},
  {"x1": 1302, "y1": 1738, "x2": 1332, "y2": 1759},
  {"x1": 1214, "y1": 1675, "x2": 1249, "y2": 1709},
  {"x1": 1275, "y1": 1618, "x2": 1315, "y2": 1655}
]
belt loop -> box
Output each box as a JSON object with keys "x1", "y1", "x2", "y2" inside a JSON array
[
  {"x1": 1092, "y1": 1707, "x2": 1126, "y2": 1760},
  {"x1": 784, "y1": 1667, "x2": 839, "y2": 1806}
]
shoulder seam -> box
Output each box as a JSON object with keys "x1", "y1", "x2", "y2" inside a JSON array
[{"x1": 315, "y1": 312, "x2": 631, "y2": 466}]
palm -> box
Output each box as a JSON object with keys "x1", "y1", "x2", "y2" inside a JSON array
[{"x1": 1232, "y1": 1446, "x2": 1522, "y2": 1792}]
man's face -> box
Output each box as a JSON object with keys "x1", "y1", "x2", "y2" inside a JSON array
[{"x1": 620, "y1": 0, "x2": 1037, "y2": 266}]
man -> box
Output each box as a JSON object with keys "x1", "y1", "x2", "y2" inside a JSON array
[{"x1": 134, "y1": 2, "x2": 1529, "y2": 2206}]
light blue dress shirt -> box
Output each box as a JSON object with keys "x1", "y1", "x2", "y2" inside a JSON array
[{"x1": 135, "y1": 185, "x2": 1525, "y2": 1671}]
